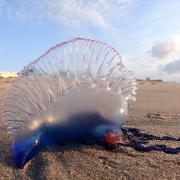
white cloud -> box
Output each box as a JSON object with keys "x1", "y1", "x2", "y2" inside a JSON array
[
  {"x1": 163, "y1": 59, "x2": 180, "y2": 73},
  {"x1": 1, "y1": 0, "x2": 134, "y2": 30},
  {"x1": 44, "y1": 0, "x2": 110, "y2": 29},
  {"x1": 151, "y1": 35, "x2": 180, "y2": 59}
]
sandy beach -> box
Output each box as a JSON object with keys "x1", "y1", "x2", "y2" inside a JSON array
[{"x1": 0, "y1": 78, "x2": 179, "y2": 180}]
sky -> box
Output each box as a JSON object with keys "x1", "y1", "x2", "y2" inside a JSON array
[{"x1": 0, "y1": 0, "x2": 180, "y2": 82}]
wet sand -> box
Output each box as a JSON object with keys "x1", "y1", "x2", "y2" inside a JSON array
[{"x1": 0, "y1": 79, "x2": 180, "y2": 180}]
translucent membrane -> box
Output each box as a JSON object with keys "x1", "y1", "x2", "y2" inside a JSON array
[{"x1": 1, "y1": 38, "x2": 137, "y2": 168}]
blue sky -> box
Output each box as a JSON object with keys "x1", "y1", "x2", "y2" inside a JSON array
[{"x1": 0, "y1": 0, "x2": 180, "y2": 82}]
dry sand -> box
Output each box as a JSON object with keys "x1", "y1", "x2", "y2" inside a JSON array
[{"x1": 0, "y1": 78, "x2": 179, "y2": 180}]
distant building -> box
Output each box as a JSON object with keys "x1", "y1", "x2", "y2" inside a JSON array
[
  {"x1": 0, "y1": 72, "x2": 3, "y2": 77},
  {"x1": 136, "y1": 79, "x2": 144, "y2": 81},
  {"x1": 151, "y1": 79, "x2": 163, "y2": 82},
  {"x1": 9, "y1": 72, "x2": 18, "y2": 78},
  {"x1": 0, "y1": 72, "x2": 18, "y2": 78},
  {"x1": 146, "y1": 77, "x2": 150, "y2": 81}
]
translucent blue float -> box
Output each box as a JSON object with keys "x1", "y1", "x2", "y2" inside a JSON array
[{"x1": 2, "y1": 38, "x2": 137, "y2": 168}]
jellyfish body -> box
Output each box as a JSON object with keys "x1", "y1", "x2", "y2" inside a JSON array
[{"x1": 2, "y1": 38, "x2": 136, "y2": 168}]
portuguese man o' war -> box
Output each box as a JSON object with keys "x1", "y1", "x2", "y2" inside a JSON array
[{"x1": 1, "y1": 38, "x2": 137, "y2": 168}]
